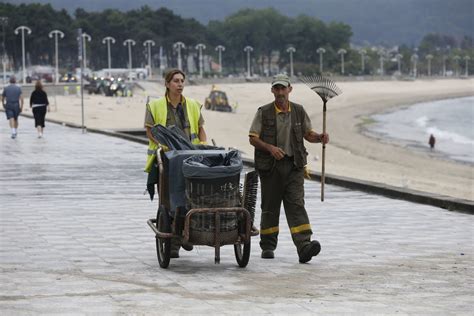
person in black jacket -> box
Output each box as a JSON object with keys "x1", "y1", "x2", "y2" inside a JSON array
[{"x1": 30, "y1": 80, "x2": 50, "y2": 138}]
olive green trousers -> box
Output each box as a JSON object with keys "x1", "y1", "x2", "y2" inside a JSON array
[{"x1": 258, "y1": 157, "x2": 313, "y2": 254}]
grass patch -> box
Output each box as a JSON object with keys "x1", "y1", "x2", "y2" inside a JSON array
[{"x1": 357, "y1": 116, "x2": 377, "y2": 127}]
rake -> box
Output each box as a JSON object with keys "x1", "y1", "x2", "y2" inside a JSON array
[{"x1": 300, "y1": 75, "x2": 342, "y2": 201}]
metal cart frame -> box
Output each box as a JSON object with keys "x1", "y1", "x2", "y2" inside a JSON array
[{"x1": 147, "y1": 148, "x2": 256, "y2": 268}]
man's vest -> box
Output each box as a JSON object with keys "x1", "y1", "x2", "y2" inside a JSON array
[
  {"x1": 254, "y1": 102, "x2": 308, "y2": 171},
  {"x1": 144, "y1": 96, "x2": 201, "y2": 172}
]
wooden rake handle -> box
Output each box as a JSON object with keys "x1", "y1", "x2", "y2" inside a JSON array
[{"x1": 321, "y1": 101, "x2": 327, "y2": 202}]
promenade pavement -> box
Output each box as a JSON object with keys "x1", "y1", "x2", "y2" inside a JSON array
[{"x1": 0, "y1": 118, "x2": 473, "y2": 315}]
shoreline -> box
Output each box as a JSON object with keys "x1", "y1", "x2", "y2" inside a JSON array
[
  {"x1": 360, "y1": 96, "x2": 473, "y2": 166},
  {"x1": 308, "y1": 80, "x2": 473, "y2": 202},
  {"x1": 11, "y1": 78, "x2": 474, "y2": 201}
]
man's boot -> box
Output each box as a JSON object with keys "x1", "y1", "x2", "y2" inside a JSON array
[
  {"x1": 298, "y1": 240, "x2": 321, "y2": 263},
  {"x1": 261, "y1": 249, "x2": 275, "y2": 259}
]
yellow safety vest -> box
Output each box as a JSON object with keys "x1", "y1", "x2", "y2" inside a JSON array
[{"x1": 144, "y1": 96, "x2": 201, "y2": 172}]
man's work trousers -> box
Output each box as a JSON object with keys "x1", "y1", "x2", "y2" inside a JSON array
[{"x1": 259, "y1": 157, "x2": 312, "y2": 253}]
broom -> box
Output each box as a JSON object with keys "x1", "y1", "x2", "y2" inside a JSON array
[
  {"x1": 241, "y1": 170, "x2": 259, "y2": 235},
  {"x1": 300, "y1": 75, "x2": 342, "y2": 201}
]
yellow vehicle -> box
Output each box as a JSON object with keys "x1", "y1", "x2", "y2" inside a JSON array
[{"x1": 204, "y1": 87, "x2": 233, "y2": 112}]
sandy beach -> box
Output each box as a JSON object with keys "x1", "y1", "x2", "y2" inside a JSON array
[{"x1": 21, "y1": 78, "x2": 474, "y2": 201}]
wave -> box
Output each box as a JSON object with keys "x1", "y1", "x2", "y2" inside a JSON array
[
  {"x1": 426, "y1": 126, "x2": 474, "y2": 145},
  {"x1": 368, "y1": 97, "x2": 474, "y2": 164},
  {"x1": 415, "y1": 116, "x2": 428, "y2": 128}
]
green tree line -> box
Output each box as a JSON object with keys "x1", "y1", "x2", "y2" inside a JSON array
[{"x1": 1, "y1": 3, "x2": 472, "y2": 77}]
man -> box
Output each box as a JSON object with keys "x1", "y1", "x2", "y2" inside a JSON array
[
  {"x1": 2, "y1": 76, "x2": 24, "y2": 139},
  {"x1": 144, "y1": 69, "x2": 206, "y2": 258},
  {"x1": 248, "y1": 74, "x2": 329, "y2": 263}
]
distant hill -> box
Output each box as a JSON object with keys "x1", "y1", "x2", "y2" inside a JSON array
[{"x1": 6, "y1": 0, "x2": 474, "y2": 45}]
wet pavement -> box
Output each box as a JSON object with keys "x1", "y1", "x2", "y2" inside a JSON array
[{"x1": 0, "y1": 118, "x2": 473, "y2": 315}]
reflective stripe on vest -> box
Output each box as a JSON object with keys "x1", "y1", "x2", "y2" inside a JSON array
[{"x1": 144, "y1": 96, "x2": 201, "y2": 172}]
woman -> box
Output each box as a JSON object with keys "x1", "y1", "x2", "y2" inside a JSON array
[
  {"x1": 144, "y1": 69, "x2": 207, "y2": 173},
  {"x1": 29, "y1": 80, "x2": 50, "y2": 138},
  {"x1": 144, "y1": 69, "x2": 207, "y2": 258}
]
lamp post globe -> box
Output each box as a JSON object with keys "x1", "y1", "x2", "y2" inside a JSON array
[
  {"x1": 215, "y1": 45, "x2": 225, "y2": 74},
  {"x1": 173, "y1": 41, "x2": 186, "y2": 70},
  {"x1": 244, "y1": 45, "x2": 254, "y2": 78},
  {"x1": 143, "y1": 40, "x2": 156, "y2": 78},
  {"x1": 337, "y1": 48, "x2": 347, "y2": 75},
  {"x1": 48, "y1": 29, "x2": 65, "y2": 84},
  {"x1": 195, "y1": 43, "x2": 206, "y2": 78},
  {"x1": 286, "y1": 46, "x2": 296, "y2": 77},
  {"x1": 316, "y1": 47, "x2": 326, "y2": 73},
  {"x1": 102, "y1": 36, "x2": 116, "y2": 76},
  {"x1": 14, "y1": 25, "x2": 32, "y2": 84}
]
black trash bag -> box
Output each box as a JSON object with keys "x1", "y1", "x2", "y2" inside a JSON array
[
  {"x1": 150, "y1": 124, "x2": 194, "y2": 150},
  {"x1": 147, "y1": 124, "x2": 225, "y2": 201},
  {"x1": 182, "y1": 150, "x2": 242, "y2": 179}
]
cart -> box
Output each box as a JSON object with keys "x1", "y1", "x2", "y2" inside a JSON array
[{"x1": 147, "y1": 148, "x2": 258, "y2": 268}]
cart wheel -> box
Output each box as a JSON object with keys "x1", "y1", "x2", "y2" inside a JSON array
[
  {"x1": 156, "y1": 205, "x2": 171, "y2": 268},
  {"x1": 234, "y1": 241, "x2": 251, "y2": 268}
]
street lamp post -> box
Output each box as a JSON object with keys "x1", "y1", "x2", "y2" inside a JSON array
[
  {"x1": 102, "y1": 36, "x2": 115, "y2": 76},
  {"x1": 48, "y1": 30, "x2": 65, "y2": 84},
  {"x1": 244, "y1": 45, "x2": 253, "y2": 78},
  {"x1": 378, "y1": 50, "x2": 385, "y2": 76},
  {"x1": 173, "y1": 41, "x2": 185, "y2": 70},
  {"x1": 463, "y1": 55, "x2": 470, "y2": 77},
  {"x1": 411, "y1": 53, "x2": 419, "y2": 77},
  {"x1": 442, "y1": 46, "x2": 450, "y2": 77},
  {"x1": 442, "y1": 55, "x2": 447, "y2": 76},
  {"x1": 395, "y1": 53, "x2": 403, "y2": 74},
  {"x1": 215, "y1": 45, "x2": 225, "y2": 74},
  {"x1": 453, "y1": 55, "x2": 461, "y2": 77},
  {"x1": 14, "y1": 25, "x2": 32, "y2": 84},
  {"x1": 195, "y1": 43, "x2": 206, "y2": 78},
  {"x1": 159, "y1": 46, "x2": 165, "y2": 76},
  {"x1": 286, "y1": 46, "x2": 296, "y2": 77},
  {"x1": 123, "y1": 39, "x2": 136, "y2": 80},
  {"x1": 359, "y1": 49, "x2": 366, "y2": 74},
  {"x1": 81, "y1": 33, "x2": 91, "y2": 69},
  {"x1": 337, "y1": 48, "x2": 347, "y2": 75},
  {"x1": 1, "y1": 17, "x2": 8, "y2": 84},
  {"x1": 143, "y1": 39, "x2": 155, "y2": 78},
  {"x1": 316, "y1": 47, "x2": 326, "y2": 73},
  {"x1": 426, "y1": 54, "x2": 433, "y2": 76}
]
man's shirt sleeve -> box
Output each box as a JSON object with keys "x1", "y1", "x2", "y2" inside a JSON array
[
  {"x1": 249, "y1": 109, "x2": 262, "y2": 138},
  {"x1": 303, "y1": 107, "x2": 314, "y2": 134}
]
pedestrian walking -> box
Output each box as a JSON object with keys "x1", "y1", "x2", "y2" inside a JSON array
[
  {"x1": 30, "y1": 80, "x2": 50, "y2": 138},
  {"x1": 2, "y1": 76, "x2": 24, "y2": 139},
  {"x1": 248, "y1": 74, "x2": 329, "y2": 263},
  {"x1": 144, "y1": 68, "x2": 207, "y2": 258},
  {"x1": 429, "y1": 134, "x2": 436, "y2": 150}
]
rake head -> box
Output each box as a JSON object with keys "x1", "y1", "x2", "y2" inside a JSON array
[{"x1": 300, "y1": 75, "x2": 342, "y2": 103}]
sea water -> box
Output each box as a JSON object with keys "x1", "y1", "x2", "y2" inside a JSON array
[{"x1": 366, "y1": 96, "x2": 474, "y2": 164}]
